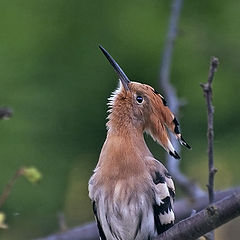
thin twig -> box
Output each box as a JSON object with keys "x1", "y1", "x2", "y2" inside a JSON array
[
  {"x1": 0, "y1": 168, "x2": 24, "y2": 208},
  {"x1": 200, "y1": 57, "x2": 219, "y2": 204},
  {"x1": 159, "y1": 0, "x2": 204, "y2": 198},
  {"x1": 200, "y1": 57, "x2": 219, "y2": 240}
]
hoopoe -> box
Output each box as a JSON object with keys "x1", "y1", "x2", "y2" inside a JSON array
[{"x1": 88, "y1": 46, "x2": 191, "y2": 240}]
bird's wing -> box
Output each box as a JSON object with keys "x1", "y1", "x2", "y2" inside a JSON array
[
  {"x1": 147, "y1": 158, "x2": 175, "y2": 234},
  {"x1": 92, "y1": 201, "x2": 107, "y2": 240}
]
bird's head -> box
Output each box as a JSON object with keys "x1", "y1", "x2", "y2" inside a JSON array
[{"x1": 99, "y1": 45, "x2": 191, "y2": 159}]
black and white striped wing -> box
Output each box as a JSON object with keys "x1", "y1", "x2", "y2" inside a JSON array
[{"x1": 152, "y1": 170, "x2": 175, "y2": 234}]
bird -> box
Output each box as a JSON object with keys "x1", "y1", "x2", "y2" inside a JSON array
[{"x1": 88, "y1": 45, "x2": 191, "y2": 240}]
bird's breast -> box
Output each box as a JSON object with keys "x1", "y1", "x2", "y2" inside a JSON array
[{"x1": 92, "y1": 178, "x2": 157, "y2": 240}]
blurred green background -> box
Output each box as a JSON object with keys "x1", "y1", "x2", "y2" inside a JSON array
[{"x1": 0, "y1": 0, "x2": 239, "y2": 239}]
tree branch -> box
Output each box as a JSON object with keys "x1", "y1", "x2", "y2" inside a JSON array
[
  {"x1": 36, "y1": 222, "x2": 99, "y2": 240},
  {"x1": 155, "y1": 193, "x2": 240, "y2": 240},
  {"x1": 200, "y1": 57, "x2": 219, "y2": 240},
  {"x1": 159, "y1": 0, "x2": 204, "y2": 198},
  {"x1": 200, "y1": 57, "x2": 219, "y2": 205},
  {"x1": 0, "y1": 168, "x2": 24, "y2": 208},
  {"x1": 174, "y1": 186, "x2": 240, "y2": 222},
  {"x1": 35, "y1": 186, "x2": 240, "y2": 240}
]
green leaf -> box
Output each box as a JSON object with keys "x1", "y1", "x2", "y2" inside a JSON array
[
  {"x1": 23, "y1": 167, "x2": 42, "y2": 184},
  {"x1": 0, "y1": 212, "x2": 8, "y2": 229}
]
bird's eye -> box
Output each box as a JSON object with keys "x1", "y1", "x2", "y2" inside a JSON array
[{"x1": 136, "y1": 96, "x2": 143, "y2": 104}]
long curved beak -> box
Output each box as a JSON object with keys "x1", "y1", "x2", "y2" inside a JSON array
[{"x1": 99, "y1": 45, "x2": 130, "y2": 91}]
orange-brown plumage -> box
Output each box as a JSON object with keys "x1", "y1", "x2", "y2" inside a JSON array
[{"x1": 88, "y1": 46, "x2": 190, "y2": 240}]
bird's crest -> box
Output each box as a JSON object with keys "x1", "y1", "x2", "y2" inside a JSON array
[{"x1": 99, "y1": 45, "x2": 191, "y2": 159}]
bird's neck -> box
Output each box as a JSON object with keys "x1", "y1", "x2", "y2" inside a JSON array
[
  {"x1": 97, "y1": 123, "x2": 152, "y2": 181},
  {"x1": 107, "y1": 126, "x2": 150, "y2": 155},
  {"x1": 106, "y1": 109, "x2": 150, "y2": 155}
]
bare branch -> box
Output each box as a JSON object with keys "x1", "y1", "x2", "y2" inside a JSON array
[
  {"x1": 174, "y1": 186, "x2": 240, "y2": 222},
  {"x1": 35, "y1": 186, "x2": 240, "y2": 240},
  {"x1": 155, "y1": 193, "x2": 240, "y2": 240},
  {"x1": 200, "y1": 57, "x2": 219, "y2": 240},
  {"x1": 159, "y1": 0, "x2": 204, "y2": 198},
  {"x1": 200, "y1": 57, "x2": 219, "y2": 204},
  {"x1": 0, "y1": 168, "x2": 24, "y2": 208},
  {"x1": 36, "y1": 222, "x2": 98, "y2": 240},
  {"x1": 160, "y1": 0, "x2": 183, "y2": 93},
  {"x1": 0, "y1": 107, "x2": 13, "y2": 120}
]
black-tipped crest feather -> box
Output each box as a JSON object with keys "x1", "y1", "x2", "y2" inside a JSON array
[{"x1": 179, "y1": 136, "x2": 192, "y2": 149}]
